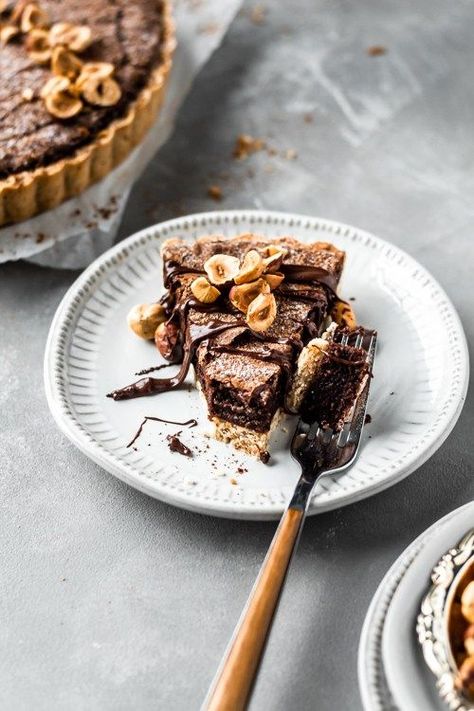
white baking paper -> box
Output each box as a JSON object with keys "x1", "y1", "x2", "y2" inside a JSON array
[{"x1": 0, "y1": 0, "x2": 243, "y2": 268}]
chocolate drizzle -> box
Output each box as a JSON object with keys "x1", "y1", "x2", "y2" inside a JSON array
[
  {"x1": 109, "y1": 257, "x2": 345, "y2": 405},
  {"x1": 126, "y1": 415, "x2": 197, "y2": 448}
]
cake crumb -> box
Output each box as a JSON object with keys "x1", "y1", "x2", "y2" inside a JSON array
[
  {"x1": 198, "y1": 21, "x2": 220, "y2": 35},
  {"x1": 230, "y1": 478, "x2": 238, "y2": 485},
  {"x1": 367, "y1": 45, "x2": 387, "y2": 56},
  {"x1": 233, "y1": 134, "x2": 266, "y2": 160},
  {"x1": 283, "y1": 148, "x2": 297, "y2": 160},
  {"x1": 303, "y1": 113, "x2": 314, "y2": 123},
  {"x1": 249, "y1": 4, "x2": 266, "y2": 24},
  {"x1": 22, "y1": 87, "x2": 34, "y2": 101},
  {"x1": 207, "y1": 185, "x2": 223, "y2": 201}
]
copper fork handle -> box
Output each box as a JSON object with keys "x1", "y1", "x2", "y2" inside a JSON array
[{"x1": 203, "y1": 507, "x2": 305, "y2": 711}]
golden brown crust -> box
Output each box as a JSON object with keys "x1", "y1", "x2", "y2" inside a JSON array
[{"x1": 0, "y1": 0, "x2": 175, "y2": 227}]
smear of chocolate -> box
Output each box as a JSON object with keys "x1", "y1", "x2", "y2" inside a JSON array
[
  {"x1": 126, "y1": 416, "x2": 197, "y2": 448},
  {"x1": 364, "y1": 413, "x2": 372, "y2": 424},
  {"x1": 166, "y1": 434, "x2": 193, "y2": 458}
]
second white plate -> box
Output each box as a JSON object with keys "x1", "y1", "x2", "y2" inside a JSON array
[{"x1": 44, "y1": 210, "x2": 469, "y2": 519}]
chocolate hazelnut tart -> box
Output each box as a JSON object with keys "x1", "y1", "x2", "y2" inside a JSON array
[
  {"x1": 108, "y1": 233, "x2": 375, "y2": 460},
  {"x1": 0, "y1": 0, "x2": 175, "y2": 226}
]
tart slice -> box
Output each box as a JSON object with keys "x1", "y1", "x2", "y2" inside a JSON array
[{"x1": 108, "y1": 232, "x2": 366, "y2": 460}]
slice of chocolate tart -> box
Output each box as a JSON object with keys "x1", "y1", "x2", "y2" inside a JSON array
[{"x1": 108, "y1": 233, "x2": 353, "y2": 459}]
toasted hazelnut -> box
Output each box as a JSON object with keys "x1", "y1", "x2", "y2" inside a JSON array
[
  {"x1": 229, "y1": 279, "x2": 270, "y2": 313},
  {"x1": 51, "y1": 46, "x2": 83, "y2": 79},
  {"x1": 77, "y1": 61, "x2": 115, "y2": 83},
  {"x1": 234, "y1": 249, "x2": 264, "y2": 284},
  {"x1": 204, "y1": 253, "x2": 240, "y2": 285},
  {"x1": 40, "y1": 75, "x2": 70, "y2": 98},
  {"x1": 456, "y1": 655, "x2": 474, "y2": 698},
  {"x1": 20, "y1": 2, "x2": 48, "y2": 32},
  {"x1": 263, "y1": 249, "x2": 286, "y2": 273},
  {"x1": 49, "y1": 22, "x2": 92, "y2": 52},
  {"x1": 0, "y1": 24, "x2": 20, "y2": 45},
  {"x1": 154, "y1": 321, "x2": 181, "y2": 363},
  {"x1": 332, "y1": 301, "x2": 357, "y2": 330},
  {"x1": 44, "y1": 87, "x2": 82, "y2": 119},
  {"x1": 462, "y1": 582, "x2": 474, "y2": 623},
  {"x1": 25, "y1": 28, "x2": 51, "y2": 64},
  {"x1": 80, "y1": 75, "x2": 121, "y2": 107},
  {"x1": 246, "y1": 292, "x2": 277, "y2": 332},
  {"x1": 127, "y1": 303, "x2": 166, "y2": 340},
  {"x1": 263, "y1": 272, "x2": 284, "y2": 290},
  {"x1": 465, "y1": 625, "x2": 474, "y2": 656},
  {"x1": 190, "y1": 276, "x2": 220, "y2": 304}
]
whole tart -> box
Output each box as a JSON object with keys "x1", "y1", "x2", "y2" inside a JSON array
[{"x1": 0, "y1": 0, "x2": 175, "y2": 226}]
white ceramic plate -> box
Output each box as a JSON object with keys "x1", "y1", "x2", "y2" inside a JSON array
[
  {"x1": 44, "y1": 210, "x2": 469, "y2": 520},
  {"x1": 358, "y1": 502, "x2": 474, "y2": 711}
]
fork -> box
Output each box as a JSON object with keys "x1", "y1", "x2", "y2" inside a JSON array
[{"x1": 203, "y1": 330, "x2": 377, "y2": 711}]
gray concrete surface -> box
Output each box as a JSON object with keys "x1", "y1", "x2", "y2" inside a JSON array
[{"x1": 1, "y1": 1, "x2": 474, "y2": 709}]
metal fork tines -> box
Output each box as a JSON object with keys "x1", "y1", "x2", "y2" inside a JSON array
[{"x1": 289, "y1": 329, "x2": 377, "y2": 510}]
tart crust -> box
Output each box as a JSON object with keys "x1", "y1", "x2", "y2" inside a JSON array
[{"x1": 0, "y1": 0, "x2": 175, "y2": 227}]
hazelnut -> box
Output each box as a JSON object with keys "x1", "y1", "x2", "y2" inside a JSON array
[
  {"x1": 127, "y1": 303, "x2": 166, "y2": 340},
  {"x1": 246, "y1": 292, "x2": 277, "y2": 332},
  {"x1": 263, "y1": 272, "x2": 284, "y2": 290},
  {"x1": 77, "y1": 62, "x2": 115, "y2": 82},
  {"x1": 51, "y1": 46, "x2": 83, "y2": 79},
  {"x1": 20, "y1": 3, "x2": 48, "y2": 32},
  {"x1": 80, "y1": 75, "x2": 121, "y2": 107},
  {"x1": 49, "y1": 22, "x2": 92, "y2": 53},
  {"x1": 465, "y1": 625, "x2": 474, "y2": 656},
  {"x1": 456, "y1": 655, "x2": 474, "y2": 698},
  {"x1": 332, "y1": 301, "x2": 357, "y2": 330},
  {"x1": 462, "y1": 582, "x2": 474, "y2": 623},
  {"x1": 204, "y1": 253, "x2": 240, "y2": 285},
  {"x1": 25, "y1": 28, "x2": 51, "y2": 64},
  {"x1": 190, "y1": 276, "x2": 220, "y2": 304},
  {"x1": 234, "y1": 249, "x2": 264, "y2": 284},
  {"x1": 43, "y1": 85, "x2": 82, "y2": 119},
  {"x1": 229, "y1": 279, "x2": 270, "y2": 313},
  {"x1": 154, "y1": 321, "x2": 181, "y2": 363},
  {"x1": 263, "y1": 249, "x2": 286, "y2": 273},
  {"x1": 0, "y1": 25, "x2": 20, "y2": 45}
]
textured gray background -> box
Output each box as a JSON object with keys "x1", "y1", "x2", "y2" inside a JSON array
[{"x1": 1, "y1": 1, "x2": 474, "y2": 709}]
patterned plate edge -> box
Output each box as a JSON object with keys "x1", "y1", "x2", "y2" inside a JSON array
[{"x1": 43, "y1": 210, "x2": 470, "y2": 519}]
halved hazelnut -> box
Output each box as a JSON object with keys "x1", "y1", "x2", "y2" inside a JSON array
[
  {"x1": 20, "y1": 2, "x2": 48, "y2": 32},
  {"x1": 234, "y1": 249, "x2": 264, "y2": 284},
  {"x1": 263, "y1": 249, "x2": 286, "y2": 273},
  {"x1": 465, "y1": 624, "x2": 474, "y2": 656},
  {"x1": 0, "y1": 24, "x2": 20, "y2": 45},
  {"x1": 127, "y1": 303, "x2": 166, "y2": 340},
  {"x1": 77, "y1": 62, "x2": 114, "y2": 83},
  {"x1": 25, "y1": 28, "x2": 51, "y2": 64},
  {"x1": 263, "y1": 272, "x2": 284, "y2": 290},
  {"x1": 462, "y1": 582, "x2": 474, "y2": 623},
  {"x1": 246, "y1": 292, "x2": 277, "y2": 332},
  {"x1": 229, "y1": 279, "x2": 270, "y2": 313},
  {"x1": 51, "y1": 46, "x2": 83, "y2": 79},
  {"x1": 44, "y1": 89, "x2": 82, "y2": 119},
  {"x1": 49, "y1": 22, "x2": 92, "y2": 52},
  {"x1": 80, "y1": 75, "x2": 121, "y2": 107},
  {"x1": 332, "y1": 301, "x2": 357, "y2": 330},
  {"x1": 40, "y1": 75, "x2": 70, "y2": 98},
  {"x1": 190, "y1": 276, "x2": 220, "y2": 304},
  {"x1": 204, "y1": 253, "x2": 240, "y2": 285}
]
